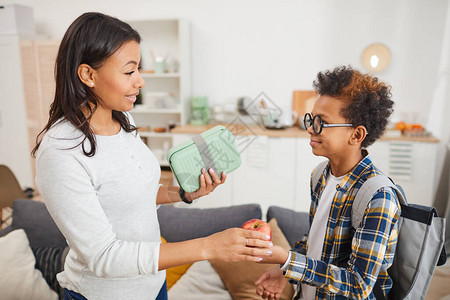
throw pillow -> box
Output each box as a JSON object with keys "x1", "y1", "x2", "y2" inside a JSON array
[
  {"x1": 210, "y1": 218, "x2": 295, "y2": 300},
  {"x1": 267, "y1": 205, "x2": 309, "y2": 247},
  {"x1": 160, "y1": 237, "x2": 192, "y2": 289},
  {"x1": 168, "y1": 260, "x2": 232, "y2": 300},
  {"x1": 32, "y1": 246, "x2": 69, "y2": 298},
  {"x1": 0, "y1": 229, "x2": 58, "y2": 300},
  {"x1": 0, "y1": 224, "x2": 13, "y2": 238}
]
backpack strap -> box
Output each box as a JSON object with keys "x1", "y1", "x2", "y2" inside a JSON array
[
  {"x1": 352, "y1": 175, "x2": 406, "y2": 300},
  {"x1": 352, "y1": 175, "x2": 406, "y2": 230},
  {"x1": 311, "y1": 160, "x2": 329, "y2": 191}
]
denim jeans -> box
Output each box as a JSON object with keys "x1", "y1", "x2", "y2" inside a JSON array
[
  {"x1": 63, "y1": 281, "x2": 168, "y2": 300},
  {"x1": 63, "y1": 289, "x2": 87, "y2": 300},
  {"x1": 155, "y1": 281, "x2": 168, "y2": 300}
]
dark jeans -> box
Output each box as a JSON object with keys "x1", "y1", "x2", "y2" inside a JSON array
[
  {"x1": 63, "y1": 281, "x2": 168, "y2": 300},
  {"x1": 63, "y1": 289, "x2": 87, "y2": 300},
  {"x1": 156, "y1": 281, "x2": 168, "y2": 300}
]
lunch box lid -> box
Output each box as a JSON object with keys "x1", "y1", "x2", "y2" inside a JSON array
[{"x1": 166, "y1": 125, "x2": 241, "y2": 192}]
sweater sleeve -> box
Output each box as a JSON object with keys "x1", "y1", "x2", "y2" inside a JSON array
[
  {"x1": 36, "y1": 146, "x2": 160, "y2": 278},
  {"x1": 284, "y1": 189, "x2": 400, "y2": 299}
]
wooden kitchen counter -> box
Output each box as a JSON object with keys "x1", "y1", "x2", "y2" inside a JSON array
[
  {"x1": 170, "y1": 123, "x2": 440, "y2": 143},
  {"x1": 170, "y1": 123, "x2": 309, "y2": 138}
]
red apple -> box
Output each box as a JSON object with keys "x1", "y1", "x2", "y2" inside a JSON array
[{"x1": 241, "y1": 219, "x2": 272, "y2": 241}]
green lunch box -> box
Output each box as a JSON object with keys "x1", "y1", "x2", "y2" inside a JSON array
[{"x1": 166, "y1": 125, "x2": 241, "y2": 193}]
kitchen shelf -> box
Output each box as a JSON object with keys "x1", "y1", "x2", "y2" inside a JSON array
[
  {"x1": 131, "y1": 106, "x2": 181, "y2": 114},
  {"x1": 139, "y1": 132, "x2": 173, "y2": 138},
  {"x1": 140, "y1": 72, "x2": 180, "y2": 78},
  {"x1": 128, "y1": 18, "x2": 190, "y2": 126}
]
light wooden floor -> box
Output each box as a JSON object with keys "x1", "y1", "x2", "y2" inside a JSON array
[{"x1": 427, "y1": 260, "x2": 450, "y2": 300}]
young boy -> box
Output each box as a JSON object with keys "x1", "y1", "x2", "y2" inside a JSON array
[{"x1": 255, "y1": 66, "x2": 399, "y2": 299}]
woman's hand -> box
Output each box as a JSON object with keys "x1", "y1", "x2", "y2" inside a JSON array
[
  {"x1": 257, "y1": 245, "x2": 289, "y2": 265},
  {"x1": 204, "y1": 228, "x2": 273, "y2": 263},
  {"x1": 255, "y1": 266, "x2": 287, "y2": 300},
  {"x1": 185, "y1": 168, "x2": 227, "y2": 201},
  {"x1": 159, "y1": 227, "x2": 273, "y2": 270}
]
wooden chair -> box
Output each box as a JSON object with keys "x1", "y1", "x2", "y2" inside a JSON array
[{"x1": 0, "y1": 164, "x2": 26, "y2": 210}]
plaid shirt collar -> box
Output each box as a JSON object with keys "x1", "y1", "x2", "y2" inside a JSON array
[{"x1": 319, "y1": 149, "x2": 371, "y2": 195}]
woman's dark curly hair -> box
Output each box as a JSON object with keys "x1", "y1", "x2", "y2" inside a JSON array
[{"x1": 313, "y1": 66, "x2": 394, "y2": 148}]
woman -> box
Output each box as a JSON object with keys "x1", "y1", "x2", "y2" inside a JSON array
[{"x1": 32, "y1": 12, "x2": 272, "y2": 300}]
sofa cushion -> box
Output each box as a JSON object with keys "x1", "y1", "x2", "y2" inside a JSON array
[
  {"x1": 0, "y1": 224, "x2": 14, "y2": 237},
  {"x1": 0, "y1": 229, "x2": 58, "y2": 300},
  {"x1": 168, "y1": 260, "x2": 232, "y2": 300},
  {"x1": 266, "y1": 206, "x2": 310, "y2": 247},
  {"x1": 10, "y1": 199, "x2": 67, "y2": 248},
  {"x1": 33, "y1": 246, "x2": 69, "y2": 299},
  {"x1": 157, "y1": 204, "x2": 262, "y2": 242},
  {"x1": 210, "y1": 218, "x2": 295, "y2": 300}
]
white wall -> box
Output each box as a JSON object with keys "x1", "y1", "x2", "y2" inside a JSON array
[
  {"x1": 427, "y1": 2, "x2": 450, "y2": 222},
  {"x1": 428, "y1": 1, "x2": 450, "y2": 145},
  {"x1": 0, "y1": 35, "x2": 33, "y2": 187},
  {"x1": 1, "y1": 0, "x2": 448, "y2": 123}
]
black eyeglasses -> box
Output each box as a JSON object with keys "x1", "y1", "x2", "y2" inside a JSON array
[{"x1": 303, "y1": 113, "x2": 353, "y2": 134}]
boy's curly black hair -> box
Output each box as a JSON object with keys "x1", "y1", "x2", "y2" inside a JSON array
[{"x1": 313, "y1": 66, "x2": 394, "y2": 148}]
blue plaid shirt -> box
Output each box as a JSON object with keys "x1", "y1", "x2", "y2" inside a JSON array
[{"x1": 285, "y1": 152, "x2": 401, "y2": 299}]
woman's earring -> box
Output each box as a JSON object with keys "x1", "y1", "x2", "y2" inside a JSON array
[{"x1": 90, "y1": 82, "x2": 94, "y2": 86}]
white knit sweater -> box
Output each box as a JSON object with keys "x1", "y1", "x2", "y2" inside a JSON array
[{"x1": 35, "y1": 115, "x2": 165, "y2": 300}]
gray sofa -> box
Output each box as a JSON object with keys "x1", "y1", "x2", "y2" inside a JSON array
[{"x1": 0, "y1": 199, "x2": 309, "y2": 299}]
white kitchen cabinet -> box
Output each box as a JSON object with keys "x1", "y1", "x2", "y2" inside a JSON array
[
  {"x1": 295, "y1": 138, "x2": 327, "y2": 212},
  {"x1": 365, "y1": 142, "x2": 390, "y2": 174},
  {"x1": 368, "y1": 140, "x2": 438, "y2": 207},
  {"x1": 128, "y1": 19, "x2": 191, "y2": 167},
  {"x1": 231, "y1": 136, "x2": 297, "y2": 216}
]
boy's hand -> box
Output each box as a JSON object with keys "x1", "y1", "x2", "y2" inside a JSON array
[{"x1": 255, "y1": 266, "x2": 287, "y2": 300}]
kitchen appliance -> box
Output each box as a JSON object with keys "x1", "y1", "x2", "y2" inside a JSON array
[
  {"x1": 278, "y1": 108, "x2": 298, "y2": 127},
  {"x1": 190, "y1": 96, "x2": 209, "y2": 125},
  {"x1": 258, "y1": 101, "x2": 298, "y2": 129}
]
